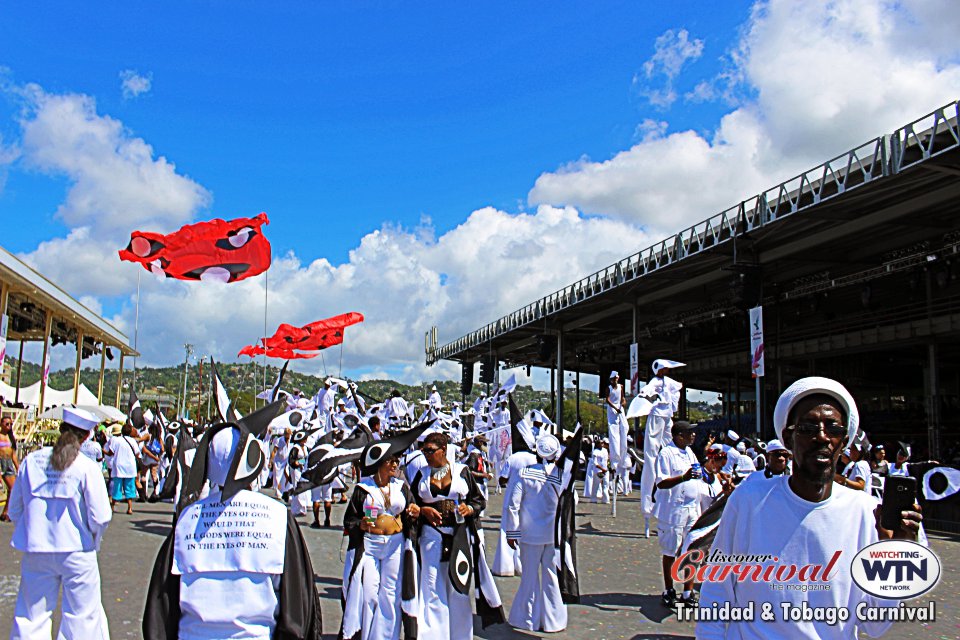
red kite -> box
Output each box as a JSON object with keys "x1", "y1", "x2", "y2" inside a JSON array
[
  {"x1": 119, "y1": 213, "x2": 271, "y2": 283},
  {"x1": 238, "y1": 345, "x2": 324, "y2": 360},
  {"x1": 239, "y1": 312, "x2": 363, "y2": 359}
]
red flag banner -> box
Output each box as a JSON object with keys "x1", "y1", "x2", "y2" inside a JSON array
[
  {"x1": 239, "y1": 312, "x2": 364, "y2": 359},
  {"x1": 119, "y1": 213, "x2": 271, "y2": 283},
  {"x1": 238, "y1": 345, "x2": 323, "y2": 360}
]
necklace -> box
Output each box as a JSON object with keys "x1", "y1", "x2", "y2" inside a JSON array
[
  {"x1": 376, "y1": 476, "x2": 392, "y2": 510},
  {"x1": 431, "y1": 464, "x2": 450, "y2": 481}
]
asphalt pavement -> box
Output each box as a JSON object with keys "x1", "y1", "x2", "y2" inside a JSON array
[{"x1": 0, "y1": 487, "x2": 956, "y2": 639}]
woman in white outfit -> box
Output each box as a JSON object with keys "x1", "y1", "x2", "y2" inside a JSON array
[
  {"x1": 410, "y1": 431, "x2": 504, "y2": 639},
  {"x1": 341, "y1": 432, "x2": 421, "y2": 640},
  {"x1": 8, "y1": 408, "x2": 112, "y2": 640}
]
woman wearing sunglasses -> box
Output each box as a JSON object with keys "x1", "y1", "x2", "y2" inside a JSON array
[
  {"x1": 341, "y1": 433, "x2": 420, "y2": 640},
  {"x1": 408, "y1": 431, "x2": 504, "y2": 639}
]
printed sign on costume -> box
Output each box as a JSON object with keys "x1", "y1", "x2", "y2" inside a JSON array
[
  {"x1": 749, "y1": 306, "x2": 764, "y2": 378},
  {"x1": 173, "y1": 493, "x2": 287, "y2": 576}
]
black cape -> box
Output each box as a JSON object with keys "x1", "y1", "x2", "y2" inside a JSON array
[{"x1": 142, "y1": 507, "x2": 322, "y2": 640}]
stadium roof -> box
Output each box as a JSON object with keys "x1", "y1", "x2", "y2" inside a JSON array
[{"x1": 426, "y1": 100, "x2": 960, "y2": 384}]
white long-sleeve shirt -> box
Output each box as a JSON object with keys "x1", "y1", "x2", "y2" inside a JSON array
[
  {"x1": 504, "y1": 461, "x2": 561, "y2": 545},
  {"x1": 640, "y1": 375, "x2": 682, "y2": 418},
  {"x1": 697, "y1": 476, "x2": 896, "y2": 639},
  {"x1": 9, "y1": 447, "x2": 112, "y2": 552}
]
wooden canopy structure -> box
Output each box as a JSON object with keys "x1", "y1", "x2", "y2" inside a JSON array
[{"x1": 0, "y1": 245, "x2": 138, "y2": 411}]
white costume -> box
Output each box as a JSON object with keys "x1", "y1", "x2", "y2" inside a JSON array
[
  {"x1": 9, "y1": 408, "x2": 112, "y2": 640},
  {"x1": 583, "y1": 445, "x2": 609, "y2": 503},
  {"x1": 410, "y1": 462, "x2": 503, "y2": 640},
  {"x1": 843, "y1": 458, "x2": 872, "y2": 491},
  {"x1": 144, "y1": 424, "x2": 322, "y2": 640},
  {"x1": 652, "y1": 440, "x2": 700, "y2": 557},
  {"x1": 340, "y1": 477, "x2": 411, "y2": 640},
  {"x1": 605, "y1": 375, "x2": 629, "y2": 477},
  {"x1": 428, "y1": 388, "x2": 442, "y2": 409},
  {"x1": 639, "y1": 360, "x2": 684, "y2": 518},
  {"x1": 504, "y1": 435, "x2": 567, "y2": 633},
  {"x1": 491, "y1": 450, "x2": 537, "y2": 576}
]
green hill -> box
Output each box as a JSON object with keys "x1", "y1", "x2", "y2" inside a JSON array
[{"x1": 3, "y1": 357, "x2": 610, "y2": 429}]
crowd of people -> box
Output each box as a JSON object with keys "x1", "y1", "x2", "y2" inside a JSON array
[{"x1": 0, "y1": 360, "x2": 950, "y2": 639}]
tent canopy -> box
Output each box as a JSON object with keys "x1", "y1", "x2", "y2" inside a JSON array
[{"x1": 1, "y1": 381, "x2": 99, "y2": 409}]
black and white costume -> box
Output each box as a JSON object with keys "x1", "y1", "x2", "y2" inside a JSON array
[
  {"x1": 144, "y1": 409, "x2": 322, "y2": 640},
  {"x1": 408, "y1": 462, "x2": 504, "y2": 639}
]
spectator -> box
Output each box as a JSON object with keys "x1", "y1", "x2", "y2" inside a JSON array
[
  {"x1": 0, "y1": 415, "x2": 19, "y2": 522},
  {"x1": 104, "y1": 423, "x2": 141, "y2": 514}
]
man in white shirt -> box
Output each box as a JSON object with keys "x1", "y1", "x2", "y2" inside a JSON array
[
  {"x1": 653, "y1": 420, "x2": 700, "y2": 606},
  {"x1": 103, "y1": 423, "x2": 142, "y2": 514},
  {"x1": 428, "y1": 384, "x2": 442, "y2": 409},
  {"x1": 504, "y1": 434, "x2": 567, "y2": 632},
  {"x1": 837, "y1": 433, "x2": 871, "y2": 492},
  {"x1": 696, "y1": 377, "x2": 921, "y2": 640}
]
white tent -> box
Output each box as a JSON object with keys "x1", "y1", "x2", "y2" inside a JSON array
[
  {"x1": 1, "y1": 381, "x2": 100, "y2": 409},
  {"x1": 38, "y1": 404, "x2": 126, "y2": 422}
]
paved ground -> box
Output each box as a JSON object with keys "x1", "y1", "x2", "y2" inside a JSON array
[{"x1": 1, "y1": 487, "x2": 957, "y2": 639}]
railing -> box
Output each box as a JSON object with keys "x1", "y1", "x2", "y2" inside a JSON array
[{"x1": 427, "y1": 100, "x2": 960, "y2": 365}]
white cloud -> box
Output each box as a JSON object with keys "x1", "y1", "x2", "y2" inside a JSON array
[
  {"x1": 119, "y1": 69, "x2": 152, "y2": 99},
  {"x1": 531, "y1": 0, "x2": 960, "y2": 237},
  {"x1": 13, "y1": 85, "x2": 210, "y2": 296},
  {"x1": 18, "y1": 84, "x2": 209, "y2": 235},
  {"x1": 635, "y1": 28, "x2": 705, "y2": 109}
]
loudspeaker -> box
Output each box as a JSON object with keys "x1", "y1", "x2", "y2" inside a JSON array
[{"x1": 461, "y1": 361, "x2": 474, "y2": 396}]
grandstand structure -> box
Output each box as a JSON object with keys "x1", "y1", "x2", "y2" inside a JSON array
[
  {"x1": 426, "y1": 100, "x2": 960, "y2": 463},
  {"x1": 0, "y1": 244, "x2": 138, "y2": 413}
]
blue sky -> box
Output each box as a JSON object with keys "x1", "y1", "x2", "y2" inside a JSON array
[
  {"x1": 0, "y1": 1, "x2": 957, "y2": 388},
  {"x1": 0, "y1": 2, "x2": 748, "y2": 265}
]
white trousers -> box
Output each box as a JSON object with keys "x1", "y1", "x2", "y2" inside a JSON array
[
  {"x1": 418, "y1": 528, "x2": 473, "y2": 640},
  {"x1": 11, "y1": 551, "x2": 109, "y2": 640},
  {"x1": 356, "y1": 534, "x2": 403, "y2": 640},
  {"x1": 607, "y1": 414, "x2": 630, "y2": 475},
  {"x1": 508, "y1": 543, "x2": 567, "y2": 632},
  {"x1": 290, "y1": 490, "x2": 309, "y2": 516},
  {"x1": 586, "y1": 469, "x2": 609, "y2": 503},
  {"x1": 640, "y1": 414, "x2": 672, "y2": 516},
  {"x1": 491, "y1": 527, "x2": 522, "y2": 577}
]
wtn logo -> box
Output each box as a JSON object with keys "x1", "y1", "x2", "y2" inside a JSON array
[
  {"x1": 860, "y1": 559, "x2": 927, "y2": 583},
  {"x1": 852, "y1": 541, "x2": 941, "y2": 599}
]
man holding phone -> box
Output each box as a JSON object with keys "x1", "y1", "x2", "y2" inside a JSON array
[{"x1": 696, "y1": 377, "x2": 922, "y2": 640}]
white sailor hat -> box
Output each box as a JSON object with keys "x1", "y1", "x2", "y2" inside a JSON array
[
  {"x1": 726, "y1": 429, "x2": 740, "y2": 442},
  {"x1": 535, "y1": 433, "x2": 561, "y2": 461},
  {"x1": 337, "y1": 398, "x2": 346, "y2": 406},
  {"x1": 765, "y1": 439, "x2": 790, "y2": 454},
  {"x1": 736, "y1": 442, "x2": 746, "y2": 453},
  {"x1": 772, "y1": 376, "x2": 859, "y2": 443},
  {"x1": 609, "y1": 370, "x2": 619, "y2": 379},
  {"x1": 63, "y1": 407, "x2": 99, "y2": 431}
]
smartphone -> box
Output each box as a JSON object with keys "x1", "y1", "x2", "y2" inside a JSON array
[{"x1": 880, "y1": 476, "x2": 917, "y2": 531}]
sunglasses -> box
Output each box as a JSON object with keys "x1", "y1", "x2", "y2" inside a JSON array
[
  {"x1": 789, "y1": 421, "x2": 846, "y2": 438},
  {"x1": 422, "y1": 447, "x2": 443, "y2": 455}
]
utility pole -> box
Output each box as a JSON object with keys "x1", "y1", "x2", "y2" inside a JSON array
[
  {"x1": 181, "y1": 344, "x2": 193, "y2": 418},
  {"x1": 197, "y1": 355, "x2": 204, "y2": 422}
]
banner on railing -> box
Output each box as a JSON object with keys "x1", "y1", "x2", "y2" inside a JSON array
[{"x1": 629, "y1": 343, "x2": 639, "y2": 395}]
